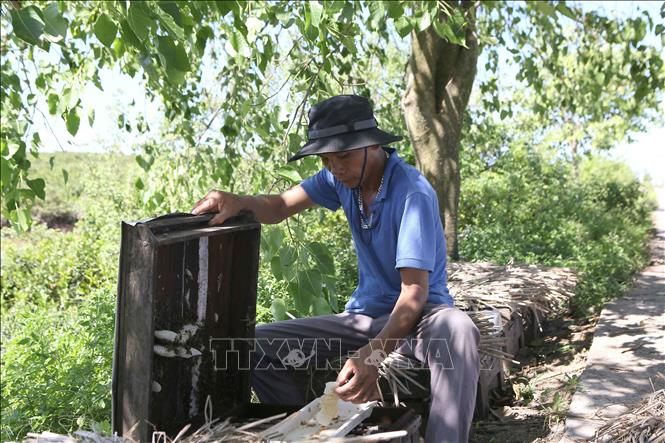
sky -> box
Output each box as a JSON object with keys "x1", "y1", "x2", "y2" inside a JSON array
[{"x1": 32, "y1": 1, "x2": 664, "y2": 185}]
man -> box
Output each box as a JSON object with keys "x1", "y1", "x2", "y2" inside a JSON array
[{"x1": 192, "y1": 95, "x2": 480, "y2": 442}]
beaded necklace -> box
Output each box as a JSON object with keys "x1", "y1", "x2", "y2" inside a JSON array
[{"x1": 356, "y1": 150, "x2": 389, "y2": 230}]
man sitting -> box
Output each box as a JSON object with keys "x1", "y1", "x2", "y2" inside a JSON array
[{"x1": 192, "y1": 94, "x2": 480, "y2": 442}]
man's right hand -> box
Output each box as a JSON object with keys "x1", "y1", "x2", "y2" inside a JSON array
[{"x1": 191, "y1": 190, "x2": 243, "y2": 226}]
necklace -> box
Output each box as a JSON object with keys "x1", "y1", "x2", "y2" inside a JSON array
[{"x1": 357, "y1": 174, "x2": 384, "y2": 230}]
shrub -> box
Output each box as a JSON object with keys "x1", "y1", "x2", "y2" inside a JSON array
[
  {"x1": 1, "y1": 287, "x2": 115, "y2": 442},
  {"x1": 459, "y1": 144, "x2": 654, "y2": 311}
]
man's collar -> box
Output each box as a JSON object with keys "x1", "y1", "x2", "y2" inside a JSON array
[{"x1": 376, "y1": 147, "x2": 399, "y2": 201}]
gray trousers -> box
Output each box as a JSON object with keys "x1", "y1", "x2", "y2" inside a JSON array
[{"x1": 250, "y1": 304, "x2": 480, "y2": 443}]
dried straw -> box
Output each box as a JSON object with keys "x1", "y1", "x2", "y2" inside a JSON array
[
  {"x1": 593, "y1": 389, "x2": 665, "y2": 443},
  {"x1": 449, "y1": 262, "x2": 577, "y2": 361}
]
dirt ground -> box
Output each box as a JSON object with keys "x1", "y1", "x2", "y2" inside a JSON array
[{"x1": 469, "y1": 313, "x2": 598, "y2": 443}]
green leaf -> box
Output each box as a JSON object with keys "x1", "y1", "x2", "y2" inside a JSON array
[
  {"x1": 11, "y1": 6, "x2": 45, "y2": 45},
  {"x1": 216, "y1": 1, "x2": 236, "y2": 17},
  {"x1": 35, "y1": 74, "x2": 46, "y2": 89},
  {"x1": 88, "y1": 108, "x2": 95, "y2": 126},
  {"x1": 150, "y1": 2, "x2": 184, "y2": 40},
  {"x1": 368, "y1": 1, "x2": 385, "y2": 30},
  {"x1": 164, "y1": 66, "x2": 186, "y2": 84},
  {"x1": 42, "y1": 3, "x2": 68, "y2": 42},
  {"x1": 309, "y1": 1, "x2": 323, "y2": 28},
  {"x1": 66, "y1": 108, "x2": 80, "y2": 136},
  {"x1": 299, "y1": 269, "x2": 322, "y2": 298},
  {"x1": 157, "y1": 1, "x2": 183, "y2": 27},
  {"x1": 196, "y1": 25, "x2": 213, "y2": 54},
  {"x1": 0, "y1": 157, "x2": 12, "y2": 188},
  {"x1": 128, "y1": 3, "x2": 151, "y2": 41},
  {"x1": 312, "y1": 296, "x2": 331, "y2": 315},
  {"x1": 226, "y1": 30, "x2": 250, "y2": 58},
  {"x1": 288, "y1": 281, "x2": 310, "y2": 314},
  {"x1": 276, "y1": 166, "x2": 302, "y2": 183},
  {"x1": 113, "y1": 37, "x2": 125, "y2": 57},
  {"x1": 4, "y1": 73, "x2": 21, "y2": 92},
  {"x1": 16, "y1": 208, "x2": 31, "y2": 231},
  {"x1": 386, "y1": 2, "x2": 404, "y2": 19},
  {"x1": 308, "y1": 242, "x2": 335, "y2": 275},
  {"x1": 62, "y1": 168, "x2": 69, "y2": 185},
  {"x1": 135, "y1": 155, "x2": 153, "y2": 171},
  {"x1": 267, "y1": 227, "x2": 283, "y2": 251},
  {"x1": 595, "y1": 72, "x2": 605, "y2": 85},
  {"x1": 394, "y1": 16, "x2": 412, "y2": 38},
  {"x1": 279, "y1": 245, "x2": 297, "y2": 280},
  {"x1": 531, "y1": 1, "x2": 557, "y2": 18},
  {"x1": 271, "y1": 298, "x2": 288, "y2": 321},
  {"x1": 555, "y1": 3, "x2": 577, "y2": 21},
  {"x1": 120, "y1": 19, "x2": 142, "y2": 49},
  {"x1": 93, "y1": 13, "x2": 117, "y2": 47},
  {"x1": 134, "y1": 177, "x2": 144, "y2": 190},
  {"x1": 26, "y1": 178, "x2": 45, "y2": 199},
  {"x1": 432, "y1": 9, "x2": 467, "y2": 47},
  {"x1": 11, "y1": 141, "x2": 26, "y2": 161},
  {"x1": 47, "y1": 93, "x2": 59, "y2": 115},
  {"x1": 156, "y1": 35, "x2": 190, "y2": 72},
  {"x1": 31, "y1": 132, "x2": 41, "y2": 148},
  {"x1": 270, "y1": 255, "x2": 283, "y2": 280}
]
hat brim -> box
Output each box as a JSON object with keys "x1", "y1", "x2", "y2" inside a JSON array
[{"x1": 287, "y1": 128, "x2": 403, "y2": 162}]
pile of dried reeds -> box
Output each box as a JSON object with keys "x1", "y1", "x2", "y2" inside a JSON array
[
  {"x1": 593, "y1": 389, "x2": 665, "y2": 443},
  {"x1": 447, "y1": 262, "x2": 577, "y2": 362},
  {"x1": 448, "y1": 262, "x2": 578, "y2": 318},
  {"x1": 23, "y1": 407, "x2": 286, "y2": 443}
]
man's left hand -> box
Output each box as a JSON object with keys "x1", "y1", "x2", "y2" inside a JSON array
[{"x1": 334, "y1": 345, "x2": 382, "y2": 403}]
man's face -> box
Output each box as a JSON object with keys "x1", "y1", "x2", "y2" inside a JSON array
[{"x1": 319, "y1": 147, "x2": 374, "y2": 188}]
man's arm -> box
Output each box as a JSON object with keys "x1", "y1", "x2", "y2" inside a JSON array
[
  {"x1": 192, "y1": 184, "x2": 315, "y2": 225},
  {"x1": 335, "y1": 268, "x2": 429, "y2": 403},
  {"x1": 372, "y1": 268, "x2": 429, "y2": 348}
]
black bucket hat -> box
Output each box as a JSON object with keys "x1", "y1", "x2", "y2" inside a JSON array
[{"x1": 287, "y1": 95, "x2": 403, "y2": 162}]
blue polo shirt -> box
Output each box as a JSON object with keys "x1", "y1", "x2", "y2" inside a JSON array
[{"x1": 300, "y1": 148, "x2": 453, "y2": 318}]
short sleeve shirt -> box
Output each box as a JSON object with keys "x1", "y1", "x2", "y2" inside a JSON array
[{"x1": 300, "y1": 148, "x2": 453, "y2": 318}]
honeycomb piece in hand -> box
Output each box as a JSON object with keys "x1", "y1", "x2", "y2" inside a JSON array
[{"x1": 316, "y1": 382, "x2": 339, "y2": 426}]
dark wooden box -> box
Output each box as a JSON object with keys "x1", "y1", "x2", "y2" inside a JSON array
[{"x1": 111, "y1": 213, "x2": 261, "y2": 442}]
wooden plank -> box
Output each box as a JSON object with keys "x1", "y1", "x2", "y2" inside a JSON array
[
  {"x1": 153, "y1": 224, "x2": 260, "y2": 246},
  {"x1": 150, "y1": 241, "x2": 191, "y2": 436},
  {"x1": 113, "y1": 223, "x2": 155, "y2": 442}
]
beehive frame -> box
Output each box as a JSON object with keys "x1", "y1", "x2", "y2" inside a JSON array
[{"x1": 112, "y1": 213, "x2": 261, "y2": 441}]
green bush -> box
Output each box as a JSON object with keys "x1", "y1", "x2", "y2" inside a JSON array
[
  {"x1": 459, "y1": 144, "x2": 654, "y2": 311},
  {"x1": 1, "y1": 287, "x2": 115, "y2": 442},
  {"x1": 1, "y1": 226, "x2": 115, "y2": 311}
]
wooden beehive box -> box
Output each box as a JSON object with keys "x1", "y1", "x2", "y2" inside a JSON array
[{"x1": 111, "y1": 213, "x2": 261, "y2": 442}]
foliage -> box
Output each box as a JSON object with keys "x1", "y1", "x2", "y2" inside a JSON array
[
  {"x1": 477, "y1": 2, "x2": 665, "y2": 156},
  {"x1": 1, "y1": 287, "x2": 115, "y2": 442},
  {"x1": 459, "y1": 138, "x2": 655, "y2": 310},
  {"x1": 1, "y1": 224, "x2": 111, "y2": 310},
  {"x1": 1, "y1": 0, "x2": 458, "y2": 228}
]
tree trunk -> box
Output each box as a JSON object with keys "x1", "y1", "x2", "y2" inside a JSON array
[{"x1": 402, "y1": 2, "x2": 478, "y2": 261}]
